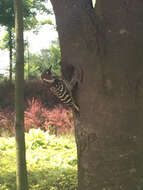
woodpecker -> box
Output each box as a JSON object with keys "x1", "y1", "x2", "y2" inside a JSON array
[{"x1": 41, "y1": 68, "x2": 79, "y2": 112}]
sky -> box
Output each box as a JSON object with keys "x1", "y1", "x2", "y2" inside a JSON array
[{"x1": 0, "y1": 1, "x2": 58, "y2": 74}]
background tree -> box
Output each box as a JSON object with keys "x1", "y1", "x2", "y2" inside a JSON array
[
  {"x1": 50, "y1": 0, "x2": 143, "y2": 189},
  {"x1": 0, "y1": 0, "x2": 14, "y2": 81},
  {"x1": 0, "y1": 28, "x2": 15, "y2": 81},
  {"x1": 14, "y1": 0, "x2": 28, "y2": 189},
  {"x1": 0, "y1": 0, "x2": 51, "y2": 81}
]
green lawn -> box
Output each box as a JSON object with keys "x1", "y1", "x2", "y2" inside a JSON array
[{"x1": 0, "y1": 129, "x2": 77, "y2": 190}]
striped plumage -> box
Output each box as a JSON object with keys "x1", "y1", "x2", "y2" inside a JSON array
[{"x1": 41, "y1": 69, "x2": 79, "y2": 112}]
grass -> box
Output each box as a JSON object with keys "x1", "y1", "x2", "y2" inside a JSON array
[{"x1": 0, "y1": 129, "x2": 77, "y2": 190}]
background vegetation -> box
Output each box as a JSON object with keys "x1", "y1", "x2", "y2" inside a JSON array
[
  {"x1": 0, "y1": 0, "x2": 76, "y2": 189},
  {"x1": 0, "y1": 79, "x2": 74, "y2": 136},
  {"x1": 0, "y1": 129, "x2": 77, "y2": 190}
]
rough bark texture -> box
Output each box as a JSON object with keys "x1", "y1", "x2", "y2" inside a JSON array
[
  {"x1": 8, "y1": 28, "x2": 13, "y2": 82},
  {"x1": 14, "y1": 0, "x2": 28, "y2": 189},
  {"x1": 51, "y1": 0, "x2": 143, "y2": 189}
]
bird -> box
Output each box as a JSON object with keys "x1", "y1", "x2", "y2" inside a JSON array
[{"x1": 41, "y1": 68, "x2": 79, "y2": 113}]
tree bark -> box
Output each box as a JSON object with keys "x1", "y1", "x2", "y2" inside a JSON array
[
  {"x1": 8, "y1": 28, "x2": 13, "y2": 82},
  {"x1": 14, "y1": 0, "x2": 28, "y2": 189},
  {"x1": 51, "y1": 0, "x2": 143, "y2": 189}
]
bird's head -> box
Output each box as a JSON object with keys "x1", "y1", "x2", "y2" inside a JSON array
[{"x1": 41, "y1": 67, "x2": 55, "y2": 83}]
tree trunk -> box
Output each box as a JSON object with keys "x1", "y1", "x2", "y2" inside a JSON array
[
  {"x1": 51, "y1": 0, "x2": 143, "y2": 189},
  {"x1": 8, "y1": 28, "x2": 13, "y2": 82},
  {"x1": 14, "y1": 0, "x2": 28, "y2": 189}
]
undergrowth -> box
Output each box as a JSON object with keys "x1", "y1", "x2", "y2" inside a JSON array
[
  {"x1": 0, "y1": 128, "x2": 77, "y2": 190},
  {"x1": 0, "y1": 98, "x2": 74, "y2": 136}
]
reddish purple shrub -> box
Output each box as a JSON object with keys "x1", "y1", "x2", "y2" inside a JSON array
[
  {"x1": 0, "y1": 109, "x2": 15, "y2": 135},
  {"x1": 24, "y1": 98, "x2": 46, "y2": 131},
  {"x1": 24, "y1": 98, "x2": 74, "y2": 135},
  {"x1": 0, "y1": 98, "x2": 74, "y2": 136},
  {"x1": 24, "y1": 80, "x2": 60, "y2": 109},
  {"x1": 0, "y1": 80, "x2": 75, "y2": 136}
]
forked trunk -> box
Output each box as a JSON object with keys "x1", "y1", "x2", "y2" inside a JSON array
[{"x1": 51, "y1": 0, "x2": 143, "y2": 189}]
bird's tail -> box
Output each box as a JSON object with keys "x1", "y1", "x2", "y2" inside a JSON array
[{"x1": 71, "y1": 102, "x2": 80, "y2": 115}]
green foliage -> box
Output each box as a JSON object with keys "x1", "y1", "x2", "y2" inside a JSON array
[
  {"x1": 0, "y1": 129, "x2": 77, "y2": 190},
  {"x1": 40, "y1": 19, "x2": 53, "y2": 26},
  {"x1": 0, "y1": 0, "x2": 52, "y2": 57},
  {"x1": 25, "y1": 40, "x2": 61, "y2": 79},
  {"x1": 0, "y1": 0, "x2": 14, "y2": 27},
  {"x1": 0, "y1": 74, "x2": 6, "y2": 82},
  {"x1": 0, "y1": 0, "x2": 52, "y2": 82},
  {"x1": 45, "y1": 40, "x2": 61, "y2": 75},
  {"x1": 0, "y1": 0, "x2": 51, "y2": 29},
  {"x1": 0, "y1": 28, "x2": 15, "y2": 50}
]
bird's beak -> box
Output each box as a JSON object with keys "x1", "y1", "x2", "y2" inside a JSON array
[{"x1": 43, "y1": 78, "x2": 55, "y2": 83}]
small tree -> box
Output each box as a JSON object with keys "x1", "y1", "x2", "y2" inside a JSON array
[{"x1": 14, "y1": 0, "x2": 28, "y2": 189}]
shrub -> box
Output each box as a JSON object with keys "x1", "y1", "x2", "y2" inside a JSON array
[
  {"x1": 0, "y1": 98, "x2": 74, "y2": 136},
  {"x1": 0, "y1": 80, "x2": 74, "y2": 136},
  {"x1": 24, "y1": 80, "x2": 58, "y2": 108},
  {"x1": 0, "y1": 81, "x2": 14, "y2": 110},
  {"x1": 25, "y1": 98, "x2": 74, "y2": 135},
  {"x1": 0, "y1": 109, "x2": 15, "y2": 136},
  {"x1": 0, "y1": 80, "x2": 59, "y2": 110}
]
